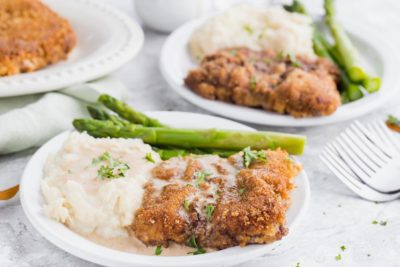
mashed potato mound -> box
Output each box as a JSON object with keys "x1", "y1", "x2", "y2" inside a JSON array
[
  {"x1": 41, "y1": 132, "x2": 160, "y2": 238},
  {"x1": 189, "y1": 6, "x2": 315, "y2": 60}
]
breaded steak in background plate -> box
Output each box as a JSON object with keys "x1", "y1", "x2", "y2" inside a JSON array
[{"x1": 0, "y1": 0, "x2": 76, "y2": 76}]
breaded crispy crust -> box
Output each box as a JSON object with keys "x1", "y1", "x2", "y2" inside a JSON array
[
  {"x1": 0, "y1": 0, "x2": 76, "y2": 76},
  {"x1": 132, "y1": 149, "x2": 302, "y2": 250},
  {"x1": 185, "y1": 48, "x2": 341, "y2": 118}
]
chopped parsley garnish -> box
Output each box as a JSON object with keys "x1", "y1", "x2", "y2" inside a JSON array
[
  {"x1": 183, "y1": 199, "x2": 191, "y2": 211},
  {"x1": 276, "y1": 51, "x2": 301, "y2": 67},
  {"x1": 249, "y1": 76, "x2": 257, "y2": 91},
  {"x1": 288, "y1": 52, "x2": 302, "y2": 67},
  {"x1": 335, "y1": 254, "x2": 342, "y2": 261},
  {"x1": 387, "y1": 114, "x2": 400, "y2": 126},
  {"x1": 242, "y1": 147, "x2": 266, "y2": 167},
  {"x1": 238, "y1": 188, "x2": 246, "y2": 196},
  {"x1": 243, "y1": 24, "x2": 254, "y2": 35},
  {"x1": 188, "y1": 247, "x2": 207, "y2": 255},
  {"x1": 98, "y1": 162, "x2": 130, "y2": 180},
  {"x1": 371, "y1": 219, "x2": 387, "y2": 226},
  {"x1": 291, "y1": 61, "x2": 302, "y2": 68},
  {"x1": 92, "y1": 151, "x2": 111, "y2": 165},
  {"x1": 155, "y1": 245, "x2": 162, "y2": 256},
  {"x1": 187, "y1": 235, "x2": 198, "y2": 248},
  {"x1": 187, "y1": 235, "x2": 207, "y2": 255},
  {"x1": 145, "y1": 152, "x2": 155, "y2": 163},
  {"x1": 205, "y1": 204, "x2": 215, "y2": 221},
  {"x1": 194, "y1": 171, "x2": 211, "y2": 187},
  {"x1": 295, "y1": 262, "x2": 300, "y2": 267},
  {"x1": 340, "y1": 245, "x2": 346, "y2": 251},
  {"x1": 277, "y1": 51, "x2": 285, "y2": 60},
  {"x1": 92, "y1": 152, "x2": 130, "y2": 180}
]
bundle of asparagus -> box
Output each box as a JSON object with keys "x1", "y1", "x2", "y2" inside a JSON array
[
  {"x1": 284, "y1": 0, "x2": 381, "y2": 103},
  {"x1": 74, "y1": 94, "x2": 306, "y2": 159}
]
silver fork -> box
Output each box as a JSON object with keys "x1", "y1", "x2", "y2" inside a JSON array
[
  {"x1": 320, "y1": 120, "x2": 400, "y2": 202},
  {"x1": 335, "y1": 121, "x2": 400, "y2": 192}
]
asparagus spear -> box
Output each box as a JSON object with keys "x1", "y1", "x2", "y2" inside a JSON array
[
  {"x1": 284, "y1": 0, "x2": 363, "y2": 102},
  {"x1": 323, "y1": 0, "x2": 380, "y2": 92},
  {"x1": 87, "y1": 105, "x2": 237, "y2": 159},
  {"x1": 153, "y1": 148, "x2": 188, "y2": 160},
  {"x1": 87, "y1": 105, "x2": 239, "y2": 159},
  {"x1": 87, "y1": 105, "x2": 110, "y2": 121},
  {"x1": 362, "y1": 77, "x2": 381, "y2": 93},
  {"x1": 73, "y1": 119, "x2": 306, "y2": 155},
  {"x1": 87, "y1": 105, "x2": 132, "y2": 127},
  {"x1": 98, "y1": 94, "x2": 166, "y2": 127},
  {"x1": 324, "y1": 0, "x2": 360, "y2": 79}
]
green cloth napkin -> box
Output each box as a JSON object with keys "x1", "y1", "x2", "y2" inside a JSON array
[{"x1": 0, "y1": 76, "x2": 127, "y2": 155}]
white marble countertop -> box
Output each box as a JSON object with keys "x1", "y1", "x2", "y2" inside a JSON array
[{"x1": 1, "y1": 1, "x2": 400, "y2": 266}]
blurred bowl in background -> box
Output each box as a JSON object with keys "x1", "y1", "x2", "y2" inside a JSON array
[{"x1": 134, "y1": 0, "x2": 228, "y2": 33}]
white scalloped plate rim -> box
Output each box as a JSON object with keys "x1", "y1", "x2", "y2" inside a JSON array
[
  {"x1": 160, "y1": 16, "x2": 399, "y2": 127},
  {"x1": 0, "y1": 0, "x2": 144, "y2": 97},
  {"x1": 20, "y1": 111, "x2": 310, "y2": 267}
]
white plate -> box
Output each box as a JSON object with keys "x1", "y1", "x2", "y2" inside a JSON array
[
  {"x1": 20, "y1": 111, "x2": 310, "y2": 267},
  {"x1": 160, "y1": 17, "x2": 399, "y2": 127},
  {"x1": 0, "y1": 0, "x2": 144, "y2": 97}
]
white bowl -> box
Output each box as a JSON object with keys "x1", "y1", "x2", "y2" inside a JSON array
[{"x1": 20, "y1": 111, "x2": 310, "y2": 267}]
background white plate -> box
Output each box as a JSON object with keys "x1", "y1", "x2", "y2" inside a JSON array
[
  {"x1": 160, "y1": 17, "x2": 399, "y2": 127},
  {"x1": 20, "y1": 111, "x2": 310, "y2": 267},
  {"x1": 0, "y1": 0, "x2": 144, "y2": 97}
]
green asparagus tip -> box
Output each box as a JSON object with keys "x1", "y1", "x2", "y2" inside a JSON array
[
  {"x1": 73, "y1": 118, "x2": 118, "y2": 138},
  {"x1": 98, "y1": 94, "x2": 166, "y2": 127},
  {"x1": 340, "y1": 92, "x2": 350, "y2": 104},
  {"x1": 348, "y1": 66, "x2": 367, "y2": 82},
  {"x1": 363, "y1": 77, "x2": 381, "y2": 93},
  {"x1": 87, "y1": 105, "x2": 109, "y2": 120},
  {"x1": 347, "y1": 84, "x2": 363, "y2": 101}
]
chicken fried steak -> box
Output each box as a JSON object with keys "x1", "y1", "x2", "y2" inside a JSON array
[
  {"x1": 0, "y1": 0, "x2": 76, "y2": 76},
  {"x1": 132, "y1": 149, "x2": 301, "y2": 250},
  {"x1": 185, "y1": 48, "x2": 340, "y2": 117}
]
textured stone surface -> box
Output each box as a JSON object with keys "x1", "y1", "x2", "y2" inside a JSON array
[{"x1": 1, "y1": 0, "x2": 400, "y2": 266}]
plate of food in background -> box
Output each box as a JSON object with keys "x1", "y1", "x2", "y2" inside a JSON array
[
  {"x1": 160, "y1": 0, "x2": 398, "y2": 126},
  {"x1": 20, "y1": 94, "x2": 309, "y2": 267},
  {"x1": 0, "y1": 0, "x2": 144, "y2": 97}
]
